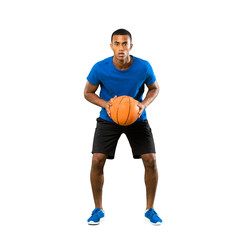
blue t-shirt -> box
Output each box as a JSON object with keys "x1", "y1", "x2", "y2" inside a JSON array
[{"x1": 87, "y1": 55, "x2": 156, "y2": 122}]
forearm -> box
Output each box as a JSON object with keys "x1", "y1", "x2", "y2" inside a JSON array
[
  {"x1": 84, "y1": 92, "x2": 107, "y2": 109},
  {"x1": 141, "y1": 88, "x2": 159, "y2": 108}
]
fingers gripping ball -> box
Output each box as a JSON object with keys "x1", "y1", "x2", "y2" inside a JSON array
[{"x1": 109, "y1": 96, "x2": 139, "y2": 126}]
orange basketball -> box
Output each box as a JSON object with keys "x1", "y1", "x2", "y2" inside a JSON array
[{"x1": 110, "y1": 96, "x2": 139, "y2": 126}]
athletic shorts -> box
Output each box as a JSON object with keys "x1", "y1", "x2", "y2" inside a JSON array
[{"x1": 92, "y1": 117, "x2": 156, "y2": 159}]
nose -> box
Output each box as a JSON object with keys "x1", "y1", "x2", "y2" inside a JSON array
[{"x1": 119, "y1": 43, "x2": 124, "y2": 50}]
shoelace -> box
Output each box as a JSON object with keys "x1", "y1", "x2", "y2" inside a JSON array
[
  {"x1": 147, "y1": 209, "x2": 158, "y2": 218},
  {"x1": 92, "y1": 208, "x2": 101, "y2": 216}
]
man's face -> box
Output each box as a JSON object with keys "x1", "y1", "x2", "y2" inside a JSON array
[{"x1": 110, "y1": 35, "x2": 133, "y2": 61}]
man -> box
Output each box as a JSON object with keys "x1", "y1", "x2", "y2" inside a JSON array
[{"x1": 84, "y1": 29, "x2": 162, "y2": 225}]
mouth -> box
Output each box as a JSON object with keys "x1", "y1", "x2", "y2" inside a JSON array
[{"x1": 118, "y1": 53, "x2": 125, "y2": 57}]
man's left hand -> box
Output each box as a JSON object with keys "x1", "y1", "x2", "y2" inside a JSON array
[{"x1": 137, "y1": 102, "x2": 146, "y2": 118}]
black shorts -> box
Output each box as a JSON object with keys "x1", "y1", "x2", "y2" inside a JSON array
[{"x1": 92, "y1": 117, "x2": 156, "y2": 159}]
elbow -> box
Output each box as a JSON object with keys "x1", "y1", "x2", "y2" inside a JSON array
[
  {"x1": 154, "y1": 85, "x2": 160, "y2": 96},
  {"x1": 84, "y1": 91, "x2": 89, "y2": 101},
  {"x1": 155, "y1": 82, "x2": 160, "y2": 95},
  {"x1": 84, "y1": 88, "x2": 89, "y2": 101}
]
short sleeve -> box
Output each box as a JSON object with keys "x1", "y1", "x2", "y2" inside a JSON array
[
  {"x1": 87, "y1": 63, "x2": 100, "y2": 85},
  {"x1": 145, "y1": 61, "x2": 156, "y2": 85}
]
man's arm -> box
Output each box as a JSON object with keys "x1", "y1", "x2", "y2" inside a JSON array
[
  {"x1": 138, "y1": 81, "x2": 160, "y2": 117},
  {"x1": 84, "y1": 81, "x2": 116, "y2": 117}
]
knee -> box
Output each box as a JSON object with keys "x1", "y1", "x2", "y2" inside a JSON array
[
  {"x1": 142, "y1": 153, "x2": 157, "y2": 169},
  {"x1": 92, "y1": 153, "x2": 107, "y2": 169}
]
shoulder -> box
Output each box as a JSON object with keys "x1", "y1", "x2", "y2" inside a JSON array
[
  {"x1": 132, "y1": 56, "x2": 152, "y2": 70},
  {"x1": 94, "y1": 56, "x2": 112, "y2": 68},
  {"x1": 89, "y1": 57, "x2": 112, "y2": 77}
]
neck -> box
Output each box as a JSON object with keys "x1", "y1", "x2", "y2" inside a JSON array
[{"x1": 112, "y1": 55, "x2": 133, "y2": 70}]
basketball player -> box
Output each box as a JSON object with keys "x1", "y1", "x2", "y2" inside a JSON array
[{"x1": 84, "y1": 29, "x2": 162, "y2": 225}]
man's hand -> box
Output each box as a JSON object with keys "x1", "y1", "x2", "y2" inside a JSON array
[
  {"x1": 137, "y1": 102, "x2": 146, "y2": 118},
  {"x1": 104, "y1": 96, "x2": 117, "y2": 118}
]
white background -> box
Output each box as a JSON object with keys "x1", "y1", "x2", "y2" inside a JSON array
[{"x1": 0, "y1": 0, "x2": 240, "y2": 239}]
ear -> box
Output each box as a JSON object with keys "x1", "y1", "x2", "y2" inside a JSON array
[
  {"x1": 130, "y1": 43, "x2": 133, "y2": 50},
  {"x1": 110, "y1": 43, "x2": 113, "y2": 50}
]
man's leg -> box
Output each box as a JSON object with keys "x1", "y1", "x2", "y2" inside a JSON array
[
  {"x1": 90, "y1": 153, "x2": 107, "y2": 210},
  {"x1": 141, "y1": 153, "x2": 158, "y2": 210}
]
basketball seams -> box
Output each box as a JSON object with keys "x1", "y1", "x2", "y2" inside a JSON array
[
  {"x1": 111, "y1": 96, "x2": 139, "y2": 126},
  {"x1": 123, "y1": 97, "x2": 131, "y2": 126},
  {"x1": 116, "y1": 96, "x2": 125, "y2": 125}
]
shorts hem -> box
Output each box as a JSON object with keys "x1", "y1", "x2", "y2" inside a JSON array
[
  {"x1": 133, "y1": 151, "x2": 156, "y2": 159},
  {"x1": 91, "y1": 151, "x2": 115, "y2": 160}
]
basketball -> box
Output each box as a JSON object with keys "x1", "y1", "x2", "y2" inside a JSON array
[{"x1": 109, "y1": 96, "x2": 139, "y2": 126}]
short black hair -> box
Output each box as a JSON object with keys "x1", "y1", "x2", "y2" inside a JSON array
[{"x1": 111, "y1": 29, "x2": 132, "y2": 43}]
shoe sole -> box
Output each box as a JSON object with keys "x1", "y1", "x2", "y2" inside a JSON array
[
  {"x1": 88, "y1": 217, "x2": 104, "y2": 225},
  {"x1": 145, "y1": 217, "x2": 162, "y2": 226}
]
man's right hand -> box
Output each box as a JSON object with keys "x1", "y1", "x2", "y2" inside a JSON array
[{"x1": 104, "y1": 96, "x2": 117, "y2": 118}]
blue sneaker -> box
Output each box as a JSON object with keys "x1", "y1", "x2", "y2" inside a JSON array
[
  {"x1": 145, "y1": 208, "x2": 162, "y2": 225},
  {"x1": 87, "y1": 208, "x2": 105, "y2": 225}
]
